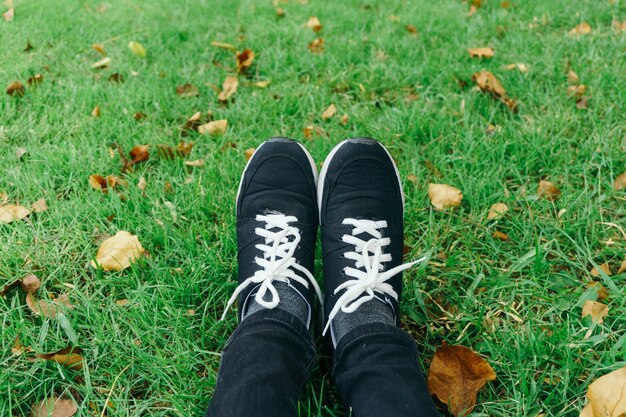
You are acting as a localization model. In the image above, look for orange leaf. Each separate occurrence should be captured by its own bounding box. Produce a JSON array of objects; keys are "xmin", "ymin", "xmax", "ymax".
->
[
  {"xmin": 236, "ymin": 49, "xmax": 255, "ymax": 72},
  {"xmin": 308, "ymin": 38, "xmax": 325, "ymax": 53},
  {"xmin": 537, "ymin": 180, "xmax": 561, "ymax": 201},
  {"xmin": 467, "ymin": 47, "xmax": 494, "ymax": 58},
  {"xmin": 305, "ymin": 16, "xmax": 322, "ymax": 32},
  {"xmin": 6, "ymin": 80, "xmax": 24, "ymax": 97},
  {"xmin": 36, "ymin": 346, "xmax": 84, "ymax": 371}
]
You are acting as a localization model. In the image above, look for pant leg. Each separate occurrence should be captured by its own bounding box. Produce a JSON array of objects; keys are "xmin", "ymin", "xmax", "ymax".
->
[
  {"xmin": 206, "ymin": 308, "xmax": 316, "ymax": 417},
  {"xmin": 332, "ymin": 322, "xmax": 440, "ymax": 417}
]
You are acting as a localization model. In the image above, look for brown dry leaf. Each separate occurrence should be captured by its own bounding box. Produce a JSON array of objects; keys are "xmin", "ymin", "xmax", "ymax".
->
[
  {"xmin": 129, "ymin": 145, "xmax": 149, "ymax": 165},
  {"xmin": 244, "ymin": 148, "xmax": 256, "ymax": 161},
  {"xmin": 406, "ymin": 25, "xmax": 418, "ymax": 36},
  {"xmin": 427, "ymin": 341, "xmax": 496, "ymax": 417},
  {"xmin": 31, "ymin": 198, "xmax": 47, "ymax": 213},
  {"xmin": 505, "ymin": 63, "xmax": 529, "ymax": 73},
  {"xmin": 177, "ymin": 141, "xmax": 194, "ymax": 156},
  {"xmin": 567, "ymin": 70, "xmax": 580, "ymax": 84},
  {"xmin": 184, "ymin": 159, "xmax": 205, "ymax": 167},
  {"xmin": 591, "ymin": 263, "xmax": 612, "ymax": 278},
  {"xmin": 236, "ymin": 49, "xmax": 255, "ymax": 73},
  {"xmin": 340, "ymin": 114, "xmax": 349, "ymax": 125},
  {"xmin": 6, "ymin": 80, "xmax": 25, "ymax": 97},
  {"xmin": 468, "ymin": 47, "xmax": 494, "ymax": 58},
  {"xmin": 176, "ymin": 83, "xmax": 199, "ymax": 97},
  {"xmin": 321, "ymin": 103, "xmax": 337, "ymax": 120},
  {"xmin": 567, "ymin": 85, "xmax": 586, "ymax": 98},
  {"xmin": 406, "ymin": 174, "xmax": 418, "ymax": 184},
  {"xmin": 428, "ymin": 184, "xmax": 463, "ymax": 210},
  {"xmin": 305, "ymin": 16, "xmax": 322, "ymax": 32},
  {"xmin": 0, "ymin": 204, "xmax": 31, "ymax": 223},
  {"xmin": 612, "ymin": 20, "xmax": 626, "ymax": 32},
  {"xmin": 308, "ymin": 38, "xmax": 325, "ymax": 53},
  {"xmin": 275, "ymin": 7, "xmax": 285, "ymax": 17},
  {"xmin": 614, "ymin": 172, "xmax": 626, "ymax": 190},
  {"xmin": 20, "ymin": 274, "xmax": 40, "ymax": 293},
  {"xmin": 15, "ymin": 147, "xmax": 27, "ymax": 160},
  {"xmin": 492, "ymin": 230, "xmax": 509, "ymax": 241},
  {"xmin": 198, "ymin": 119, "xmax": 228, "ymax": 136},
  {"xmin": 26, "ymin": 292, "xmax": 73, "ymax": 318},
  {"xmin": 134, "ymin": 112, "xmax": 147, "ymax": 121},
  {"xmin": 106, "ymin": 175, "xmax": 127, "ymax": 189},
  {"xmin": 537, "ymin": 180, "xmax": 561, "ymax": 201},
  {"xmin": 91, "ymin": 57, "xmax": 111, "ymax": 69},
  {"xmin": 91, "ymin": 43, "xmax": 106, "ymax": 56},
  {"xmin": 12, "ymin": 335, "xmax": 32, "ymax": 356},
  {"xmin": 467, "ymin": 5, "xmax": 477, "ymax": 17},
  {"xmin": 569, "ymin": 22, "xmax": 592, "ymax": 36},
  {"xmin": 91, "ymin": 106, "xmax": 101, "ymax": 117},
  {"xmin": 210, "ymin": 41, "xmax": 236, "ymax": 51},
  {"xmin": 27, "ymin": 74, "xmax": 43, "ymax": 87},
  {"xmin": 32, "ymin": 397, "xmax": 78, "ymax": 417},
  {"xmin": 472, "ymin": 70, "xmax": 506, "ymax": 97},
  {"xmin": 582, "ymin": 300, "xmax": 609, "ymax": 324},
  {"xmin": 218, "ymin": 76, "xmax": 239, "ymax": 102},
  {"xmin": 579, "ymin": 366, "xmax": 626, "ymax": 417},
  {"xmin": 116, "ymin": 299, "xmax": 129, "ymax": 306},
  {"xmin": 618, "ymin": 259, "xmax": 626, "ymax": 275},
  {"xmin": 576, "ymin": 96, "xmax": 590, "ymax": 110},
  {"xmin": 0, "ymin": 192, "xmax": 7, "ymax": 204},
  {"xmin": 3, "ymin": 7, "xmax": 14, "ymax": 21},
  {"xmin": 128, "ymin": 41, "xmax": 146, "ymax": 58},
  {"xmin": 88, "ymin": 174, "xmax": 107, "ymax": 191},
  {"xmin": 91, "ymin": 230, "xmax": 144, "ymax": 271},
  {"xmin": 487, "ymin": 203, "xmax": 509, "ymax": 221},
  {"xmin": 36, "ymin": 346, "xmax": 84, "ymax": 371},
  {"xmin": 254, "ymin": 80, "xmax": 271, "ymax": 88},
  {"xmin": 587, "ymin": 282, "xmax": 609, "ymax": 301},
  {"xmin": 302, "ymin": 125, "xmax": 327, "ymax": 139},
  {"xmin": 0, "ymin": 279, "xmax": 20, "ymax": 296}
]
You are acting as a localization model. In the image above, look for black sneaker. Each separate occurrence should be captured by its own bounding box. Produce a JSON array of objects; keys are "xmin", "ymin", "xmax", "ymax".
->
[
  {"xmin": 318, "ymin": 138, "xmax": 428, "ymax": 344},
  {"xmin": 221, "ymin": 138, "xmax": 323, "ymax": 327}
]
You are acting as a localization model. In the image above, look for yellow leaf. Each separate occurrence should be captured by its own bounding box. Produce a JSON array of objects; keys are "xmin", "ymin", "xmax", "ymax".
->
[
  {"xmin": 210, "ymin": 41, "xmax": 236, "ymax": 51},
  {"xmin": 244, "ymin": 148, "xmax": 255, "ymax": 161},
  {"xmin": 184, "ymin": 159, "xmax": 205, "ymax": 167},
  {"xmin": 321, "ymin": 103, "xmax": 337, "ymax": 120},
  {"xmin": 428, "ymin": 184, "xmax": 463, "ymax": 210},
  {"xmin": 308, "ymin": 38, "xmax": 325, "ymax": 53},
  {"xmin": 0, "ymin": 204, "xmax": 30, "ymax": 223},
  {"xmin": 91, "ymin": 57, "xmax": 111, "ymax": 69},
  {"xmin": 583, "ymin": 366, "xmax": 626, "ymax": 417},
  {"xmin": 487, "ymin": 203, "xmax": 509, "ymax": 221},
  {"xmin": 614, "ymin": 172, "xmax": 626, "ymax": 190},
  {"xmin": 590, "ymin": 262, "xmax": 611, "ymax": 277},
  {"xmin": 582, "ymin": 300, "xmax": 608, "ymax": 324},
  {"xmin": 91, "ymin": 231, "xmax": 144, "ymax": 271},
  {"xmin": 128, "ymin": 41, "xmax": 146, "ymax": 58},
  {"xmin": 305, "ymin": 16, "xmax": 322, "ymax": 32},
  {"xmin": 198, "ymin": 119, "xmax": 228, "ymax": 136},
  {"xmin": 217, "ymin": 76, "xmax": 238, "ymax": 102},
  {"xmin": 567, "ymin": 70, "xmax": 580, "ymax": 84},
  {"xmin": 2, "ymin": 7, "xmax": 14, "ymax": 21},
  {"xmin": 467, "ymin": 47, "xmax": 494, "ymax": 58},
  {"xmin": 31, "ymin": 198, "xmax": 47, "ymax": 213},
  {"xmin": 569, "ymin": 22, "xmax": 592, "ymax": 36},
  {"xmin": 254, "ymin": 80, "xmax": 271, "ymax": 88}
]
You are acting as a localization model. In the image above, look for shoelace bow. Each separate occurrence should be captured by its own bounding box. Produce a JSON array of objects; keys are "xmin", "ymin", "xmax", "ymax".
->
[
  {"xmin": 323, "ymin": 218, "xmax": 429, "ymax": 335},
  {"xmin": 222, "ymin": 213, "xmax": 323, "ymax": 320}
]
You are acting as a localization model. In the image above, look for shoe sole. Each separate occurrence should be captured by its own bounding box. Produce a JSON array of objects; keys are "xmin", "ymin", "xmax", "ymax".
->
[
  {"xmin": 236, "ymin": 138, "xmax": 319, "ymax": 215},
  {"xmin": 317, "ymin": 138, "xmax": 405, "ymax": 222}
]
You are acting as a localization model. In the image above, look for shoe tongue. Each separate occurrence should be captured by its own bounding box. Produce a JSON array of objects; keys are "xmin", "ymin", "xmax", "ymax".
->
[{"xmin": 329, "ymin": 196, "xmax": 393, "ymax": 224}]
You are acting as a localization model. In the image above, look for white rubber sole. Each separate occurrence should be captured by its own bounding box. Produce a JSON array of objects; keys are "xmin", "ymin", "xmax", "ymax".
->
[
  {"xmin": 235, "ymin": 139, "xmax": 318, "ymax": 216},
  {"xmin": 316, "ymin": 139, "xmax": 405, "ymax": 221}
]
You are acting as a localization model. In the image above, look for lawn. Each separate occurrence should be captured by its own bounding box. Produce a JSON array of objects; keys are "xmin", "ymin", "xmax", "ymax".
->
[{"xmin": 1, "ymin": 0, "xmax": 625, "ymax": 416}]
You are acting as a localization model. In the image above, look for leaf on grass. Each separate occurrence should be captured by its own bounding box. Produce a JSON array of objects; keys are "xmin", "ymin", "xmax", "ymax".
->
[
  {"xmin": 487, "ymin": 203, "xmax": 509, "ymax": 220},
  {"xmin": 302, "ymin": 125, "xmax": 327, "ymax": 139},
  {"xmin": 31, "ymin": 198, "xmax": 47, "ymax": 213},
  {"xmin": 137, "ymin": 177, "xmax": 147, "ymax": 193},
  {"xmin": 88, "ymin": 174, "xmax": 127, "ymax": 193},
  {"xmin": 217, "ymin": 75, "xmax": 238, "ymax": 102},
  {"xmin": 26, "ymin": 292, "xmax": 73, "ymax": 318},
  {"xmin": 108, "ymin": 73, "xmax": 124, "ymax": 83},
  {"xmin": 184, "ymin": 159, "xmax": 205, "ymax": 167},
  {"xmin": 128, "ymin": 41, "xmax": 146, "ymax": 57},
  {"xmin": 91, "ymin": 43, "xmax": 106, "ymax": 56},
  {"xmin": 576, "ymin": 96, "xmax": 590, "ymax": 109},
  {"xmin": 614, "ymin": 172, "xmax": 626, "ymax": 190},
  {"xmin": 6, "ymin": 80, "xmax": 24, "ymax": 97},
  {"xmin": 275, "ymin": 7, "xmax": 285, "ymax": 17},
  {"xmin": 20, "ymin": 274, "xmax": 40, "ymax": 293},
  {"xmin": 579, "ymin": 366, "xmax": 626, "ymax": 417},
  {"xmin": 244, "ymin": 148, "xmax": 256, "ymax": 161},
  {"xmin": 91, "ymin": 230, "xmax": 144, "ymax": 271},
  {"xmin": 305, "ymin": 16, "xmax": 322, "ymax": 32},
  {"xmin": 236, "ymin": 49, "xmax": 255, "ymax": 72},
  {"xmin": 569, "ymin": 22, "xmax": 591, "ymax": 36},
  {"xmin": 505, "ymin": 63, "xmax": 529, "ymax": 73},
  {"xmin": 468, "ymin": 47, "xmax": 494, "ymax": 58},
  {"xmin": 32, "ymin": 397, "xmax": 78, "ymax": 417},
  {"xmin": 91, "ymin": 57, "xmax": 111, "ymax": 69},
  {"xmin": 428, "ymin": 184, "xmax": 463, "ymax": 210},
  {"xmin": 129, "ymin": 145, "xmax": 149, "ymax": 165},
  {"xmin": 321, "ymin": 103, "xmax": 337, "ymax": 120},
  {"xmin": 427, "ymin": 341, "xmax": 496, "ymax": 417},
  {"xmin": 612, "ymin": 20, "xmax": 626, "ymax": 32},
  {"xmin": 619, "ymin": 259, "xmax": 626, "ymax": 275},
  {"xmin": 472, "ymin": 70, "xmax": 517, "ymax": 111},
  {"xmin": 567, "ymin": 70, "xmax": 580, "ymax": 84},
  {"xmin": 210, "ymin": 41, "xmax": 236, "ymax": 51},
  {"xmin": 91, "ymin": 106, "xmax": 101, "ymax": 117},
  {"xmin": 406, "ymin": 24, "xmax": 418, "ymax": 36},
  {"xmin": 492, "ymin": 230, "xmax": 509, "ymax": 241},
  {"xmin": 591, "ymin": 263, "xmax": 611, "ymax": 278},
  {"xmin": 0, "ymin": 204, "xmax": 30, "ymax": 223},
  {"xmin": 254, "ymin": 80, "xmax": 271, "ymax": 88},
  {"xmin": 27, "ymin": 74, "xmax": 43, "ymax": 86},
  {"xmin": 537, "ymin": 180, "xmax": 561, "ymax": 201},
  {"xmin": 582, "ymin": 300, "xmax": 608, "ymax": 324},
  {"xmin": 36, "ymin": 346, "xmax": 84, "ymax": 371},
  {"xmin": 198, "ymin": 119, "xmax": 228, "ymax": 136},
  {"xmin": 176, "ymin": 83, "xmax": 199, "ymax": 97},
  {"xmin": 3, "ymin": 7, "xmax": 14, "ymax": 21},
  {"xmin": 156, "ymin": 142, "xmax": 194, "ymax": 159},
  {"xmin": 12, "ymin": 335, "xmax": 32, "ymax": 356},
  {"xmin": 567, "ymin": 85, "xmax": 586, "ymax": 98},
  {"xmin": 340, "ymin": 114, "xmax": 349, "ymax": 125},
  {"xmin": 0, "ymin": 279, "xmax": 20, "ymax": 296},
  {"xmin": 15, "ymin": 147, "xmax": 27, "ymax": 159},
  {"xmin": 308, "ymin": 38, "xmax": 325, "ymax": 53}
]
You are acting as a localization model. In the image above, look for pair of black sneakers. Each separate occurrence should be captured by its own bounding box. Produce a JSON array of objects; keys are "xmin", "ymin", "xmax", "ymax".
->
[{"xmin": 222, "ymin": 138, "xmax": 425, "ymax": 346}]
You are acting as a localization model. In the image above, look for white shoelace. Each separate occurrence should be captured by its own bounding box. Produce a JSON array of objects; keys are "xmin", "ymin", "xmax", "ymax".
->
[
  {"xmin": 323, "ymin": 218, "xmax": 429, "ymax": 335},
  {"xmin": 221, "ymin": 213, "xmax": 323, "ymax": 320}
]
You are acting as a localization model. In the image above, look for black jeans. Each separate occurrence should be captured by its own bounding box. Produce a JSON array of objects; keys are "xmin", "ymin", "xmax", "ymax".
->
[{"xmin": 205, "ymin": 308, "xmax": 440, "ymax": 417}]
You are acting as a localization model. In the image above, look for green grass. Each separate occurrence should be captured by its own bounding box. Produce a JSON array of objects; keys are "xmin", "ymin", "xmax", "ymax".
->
[{"xmin": 1, "ymin": 0, "xmax": 626, "ymax": 415}]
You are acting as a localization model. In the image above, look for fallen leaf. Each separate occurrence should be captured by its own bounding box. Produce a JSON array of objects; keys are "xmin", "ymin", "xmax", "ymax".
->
[
  {"xmin": 91, "ymin": 57, "xmax": 111, "ymax": 69},
  {"xmin": 406, "ymin": 174, "xmax": 417, "ymax": 184},
  {"xmin": 473, "ymin": 70, "xmax": 506, "ymax": 97},
  {"xmin": 26, "ymin": 292, "xmax": 73, "ymax": 318},
  {"xmin": 537, "ymin": 180, "xmax": 561, "ymax": 201},
  {"xmin": 569, "ymin": 22, "xmax": 592, "ymax": 36},
  {"xmin": 618, "ymin": 259, "xmax": 626, "ymax": 274},
  {"xmin": 582, "ymin": 300, "xmax": 608, "ymax": 324},
  {"xmin": 0, "ymin": 279, "xmax": 20, "ymax": 296},
  {"xmin": 321, "ymin": 103, "xmax": 337, "ymax": 120},
  {"xmin": 576, "ymin": 96, "xmax": 590, "ymax": 109},
  {"xmin": 116, "ymin": 299, "xmax": 129, "ymax": 306},
  {"xmin": 176, "ymin": 83, "xmax": 199, "ymax": 97},
  {"xmin": 20, "ymin": 274, "xmax": 40, "ymax": 293},
  {"xmin": 468, "ymin": 47, "xmax": 494, "ymax": 58},
  {"xmin": 108, "ymin": 73, "xmax": 124, "ymax": 83},
  {"xmin": 137, "ymin": 177, "xmax": 147, "ymax": 193},
  {"xmin": 31, "ymin": 198, "xmax": 47, "ymax": 213},
  {"xmin": 612, "ymin": 20, "xmax": 626, "ymax": 32},
  {"xmin": 36, "ymin": 346, "xmax": 83, "ymax": 371},
  {"xmin": 128, "ymin": 41, "xmax": 146, "ymax": 57},
  {"xmin": 302, "ymin": 125, "xmax": 327, "ymax": 139},
  {"xmin": 587, "ymin": 282, "xmax": 609, "ymax": 301},
  {"xmin": 492, "ymin": 230, "xmax": 509, "ymax": 241},
  {"xmin": 591, "ymin": 263, "xmax": 611, "ymax": 277},
  {"xmin": 12, "ymin": 335, "xmax": 31, "ymax": 356},
  {"xmin": 198, "ymin": 119, "xmax": 228, "ymax": 136},
  {"xmin": 567, "ymin": 70, "xmax": 580, "ymax": 84},
  {"xmin": 579, "ymin": 366, "xmax": 626, "ymax": 417},
  {"xmin": 129, "ymin": 145, "xmax": 149, "ymax": 165},
  {"xmin": 614, "ymin": 172, "xmax": 626, "ymax": 190},
  {"xmin": 156, "ymin": 142, "xmax": 194, "ymax": 159},
  {"xmin": 177, "ymin": 141, "xmax": 194, "ymax": 156},
  {"xmin": 184, "ymin": 159, "xmax": 205, "ymax": 167},
  {"xmin": 15, "ymin": 147, "xmax": 27, "ymax": 159},
  {"xmin": 406, "ymin": 24, "xmax": 418, "ymax": 36},
  {"xmin": 244, "ymin": 148, "xmax": 255, "ymax": 161},
  {"xmin": 91, "ymin": 230, "xmax": 144, "ymax": 271},
  {"xmin": 340, "ymin": 114, "xmax": 349, "ymax": 125},
  {"xmin": 6, "ymin": 80, "xmax": 25, "ymax": 97},
  {"xmin": 91, "ymin": 43, "xmax": 106, "ymax": 56},
  {"xmin": 210, "ymin": 41, "xmax": 236, "ymax": 51},
  {"xmin": 306, "ymin": 16, "xmax": 322, "ymax": 32},
  {"xmin": 275, "ymin": 7, "xmax": 285, "ymax": 17},
  {"xmin": 428, "ymin": 184, "xmax": 463, "ymax": 210},
  {"xmin": 27, "ymin": 74, "xmax": 43, "ymax": 86},
  {"xmin": 91, "ymin": 106, "xmax": 101, "ymax": 117},
  {"xmin": 32, "ymin": 397, "xmax": 78, "ymax": 417},
  {"xmin": 0, "ymin": 204, "xmax": 30, "ymax": 223},
  {"xmin": 505, "ymin": 63, "xmax": 529, "ymax": 73},
  {"xmin": 236, "ymin": 49, "xmax": 255, "ymax": 73},
  {"xmin": 88, "ymin": 174, "xmax": 107, "ymax": 191},
  {"xmin": 308, "ymin": 38, "xmax": 325, "ymax": 53},
  {"xmin": 3, "ymin": 7, "xmax": 14, "ymax": 21},
  {"xmin": 254, "ymin": 80, "xmax": 271, "ymax": 88},
  {"xmin": 467, "ymin": 5, "xmax": 477, "ymax": 17},
  {"xmin": 427, "ymin": 341, "xmax": 496, "ymax": 417},
  {"xmin": 0, "ymin": 192, "xmax": 7, "ymax": 204},
  {"xmin": 487, "ymin": 203, "xmax": 509, "ymax": 220},
  {"xmin": 567, "ymin": 85, "xmax": 586, "ymax": 98},
  {"xmin": 134, "ymin": 112, "xmax": 147, "ymax": 121},
  {"xmin": 217, "ymin": 75, "xmax": 238, "ymax": 102}
]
